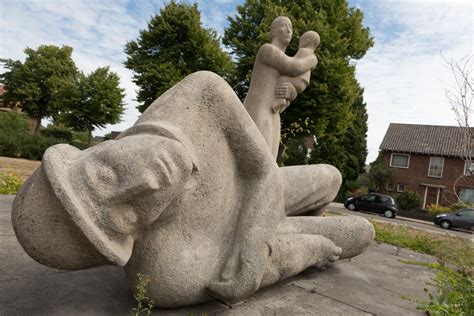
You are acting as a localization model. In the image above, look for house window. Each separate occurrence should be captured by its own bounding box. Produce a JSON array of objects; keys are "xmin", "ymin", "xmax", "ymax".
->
[
  {"xmin": 459, "ymin": 188, "xmax": 474, "ymax": 204},
  {"xmin": 465, "ymin": 160, "xmax": 474, "ymax": 175},
  {"xmin": 428, "ymin": 157, "xmax": 444, "ymax": 178},
  {"xmin": 390, "ymin": 153, "xmax": 410, "ymax": 168},
  {"xmin": 397, "ymin": 184, "xmax": 406, "ymax": 192},
  {"xmin": 386, "ymin": 183, "xmax": 395, "ymax": 191}
]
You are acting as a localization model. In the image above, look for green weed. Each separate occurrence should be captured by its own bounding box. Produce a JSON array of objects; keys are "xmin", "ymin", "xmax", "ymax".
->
[
  {"xmin": 131, "ymin": 273, "xmax": 155, "ymax": 316},
  {"xmin": 0, "ymin": 169, "xmax": 24, "ymax": 194},
  {"xmin": 372, "ymin": 220, "xmax": 473, "ymax": 315}
]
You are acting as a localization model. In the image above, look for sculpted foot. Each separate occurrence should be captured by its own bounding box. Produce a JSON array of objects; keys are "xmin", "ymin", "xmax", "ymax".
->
[{"xmin": 313, "ymin": 236, "xmax": 342, "ymax": 269}]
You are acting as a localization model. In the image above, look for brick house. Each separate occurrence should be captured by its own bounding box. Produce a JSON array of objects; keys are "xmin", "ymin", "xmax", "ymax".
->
[{"xmin": 379, "ymin": 123, "xmax": 474, "ymax": 209}]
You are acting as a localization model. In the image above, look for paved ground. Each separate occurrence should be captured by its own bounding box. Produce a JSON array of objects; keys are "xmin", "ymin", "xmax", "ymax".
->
[{"xmin": 1, "ymin": 194, "xmax": 438, "ymax": 315}]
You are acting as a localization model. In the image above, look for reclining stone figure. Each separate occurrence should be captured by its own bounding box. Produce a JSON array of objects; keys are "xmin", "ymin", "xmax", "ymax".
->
[{"xmin": 12, "ymin": 71, "xmax": 374, "ymax": 307}]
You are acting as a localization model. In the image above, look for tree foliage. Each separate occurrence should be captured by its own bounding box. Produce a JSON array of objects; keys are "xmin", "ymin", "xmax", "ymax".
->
[
  {"xmin": 314, "ymin": 87, "xmax": 368, "ymax": 180},
  {"xmin": 0, "ymin": 45, "xmax": 78, "ymax": 133},
  {"xmin": 366, "ymin": 153, "xmax": 395, "ymax": 192},
  {"xmin": 124, "ymin": 1, "xmax": 235, "ymax": 113},
  {"xmin": 224, "ymin": 0, "xmax": 373, "ymax": 181},
  {"xmin": 58, "ymin": 66, "xmax": 125, "ymax": 144},
  {"xmin": 0, "ymin": 111, "xmax": 64, "ymax": 160},
  {"xmin": 1, "ymin": 44, "xmax": 126, "ymax": 143}
]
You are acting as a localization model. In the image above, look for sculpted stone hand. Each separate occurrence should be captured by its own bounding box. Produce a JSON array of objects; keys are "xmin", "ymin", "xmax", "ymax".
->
[
  {"xmin": 273, "ymin": 82, "xmax": 295, "ymax": 113},
  {"xmin": 273, "ymin": 30, "xmax": 320, "ymax": 114}
]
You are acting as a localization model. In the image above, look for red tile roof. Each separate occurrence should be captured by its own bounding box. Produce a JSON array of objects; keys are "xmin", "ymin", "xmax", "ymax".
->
[{"xmin": 380, "ymin": 123, "xmax": 472, "ymax": 158}]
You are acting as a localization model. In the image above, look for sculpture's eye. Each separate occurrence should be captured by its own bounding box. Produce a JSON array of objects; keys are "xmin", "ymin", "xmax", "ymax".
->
[
  {"xmin": 96, "ymin": 166, "xmax": 118, "ymax": 185},
  {"xmin": 83, "ymin": 163, "xmax": 119, "ymax": 201}
]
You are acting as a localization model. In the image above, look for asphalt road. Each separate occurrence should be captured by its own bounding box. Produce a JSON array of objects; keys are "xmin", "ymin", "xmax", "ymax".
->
[{"xmin": 328, "ymin": 202, "xmax": 473, "ymax": 241}]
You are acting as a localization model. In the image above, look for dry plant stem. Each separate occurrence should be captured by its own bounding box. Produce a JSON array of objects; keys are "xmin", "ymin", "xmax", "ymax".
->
[{"xmin": 443, "ymin": 54, "xmax": 474, "ymax": 202}]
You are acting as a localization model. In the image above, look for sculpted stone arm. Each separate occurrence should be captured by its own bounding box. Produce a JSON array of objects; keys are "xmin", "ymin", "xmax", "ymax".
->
[
  {"xmin": 208, "ymin": 174, "xmax": 282, "ymax": 303},
  {"xmin": 208, "ymin": 121, "xmax": 284, "ymax": 303},
  {"xmin": 258, "ymin": 44, "xmax": 316, "ymax": 77}
]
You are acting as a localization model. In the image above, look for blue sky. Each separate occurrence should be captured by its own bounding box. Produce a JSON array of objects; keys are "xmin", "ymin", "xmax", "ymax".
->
[{"xmin": 1, "ymin": 0, "xmax": 473, "ymax": 163}]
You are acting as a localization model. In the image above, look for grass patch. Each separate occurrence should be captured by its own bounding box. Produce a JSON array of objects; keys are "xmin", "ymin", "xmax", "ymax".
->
[
  {"xmin": 371, "ymin": 220, "xmax": 473, "ymax": 315},
  {"xmin": 371, "ymin": 221, "xmax": 444, "ymax": 255}
]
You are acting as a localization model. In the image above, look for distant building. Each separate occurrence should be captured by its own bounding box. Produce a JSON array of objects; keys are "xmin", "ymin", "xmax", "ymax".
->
[
  {"xmin": 379, "ymin": 123, "xmax": 474, "ymax": 209},
  {"xmin": 0, "ymin": 84, "xmax": 6, "ymax": 107},
  {"xmin": 108, "ymin": 131, "xmax": 121, "ymax": 140}
]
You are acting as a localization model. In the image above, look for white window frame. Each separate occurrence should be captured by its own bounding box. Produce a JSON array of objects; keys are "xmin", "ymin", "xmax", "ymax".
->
[
  {"xmin": 386, "ymin": 183, "xmax": 395, "ymax": 191},
  {"xmin": 397, "ymin": 184, "xmax": 406, "ymax": 193},
  {"xmin": 390, "ymin": 153, "xmax": 410, "ymax": 169},
  {"xmin": 428, "ymin": 156, "xmax": 444, "ymax": 178}
]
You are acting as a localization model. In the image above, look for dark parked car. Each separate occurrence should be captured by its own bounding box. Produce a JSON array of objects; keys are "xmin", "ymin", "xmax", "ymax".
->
[
  {"xmin": 434, "ymin": 208, "xmax": 474, "ymax": 230},
  {"xmin": 344, "ymin": 193, "xmax": 398, "ymax": 218}
]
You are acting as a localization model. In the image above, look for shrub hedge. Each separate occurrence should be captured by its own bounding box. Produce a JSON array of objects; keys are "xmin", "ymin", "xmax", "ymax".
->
[
  {"xmin": 0, "ymin": 112, "xmax": 77, "ymax": 160},
  {"xmin": 396, "ymin": 190, "xmax": 422, "ymax": 211}
]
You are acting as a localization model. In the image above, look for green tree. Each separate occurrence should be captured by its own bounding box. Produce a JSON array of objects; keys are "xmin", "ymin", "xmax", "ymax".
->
[
  {"xmin": 0, "ymin": 45, "xmax": 78, "ymax": 134},
  {"xmin": 59, "ymin": 67, "xmax": 125, "ymax": 145},
  {"xmin": 366, "ymin": 153, "xmax": 395, "ymax": 192},
  {"xmin": 124, "ymin": 1, "xmax": 235, "ymax": 113},
  {"xmin": 321, "ymin": 87, "xmax": 368, "ymax": 181},
  {"xmin": 224, "ymin": 0, "xmax": 372, "ymax": 177}
]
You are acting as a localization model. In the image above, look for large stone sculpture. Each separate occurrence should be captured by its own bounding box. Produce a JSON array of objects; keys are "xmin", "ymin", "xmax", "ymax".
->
[{"xmin": 11, "ymin": 18, "xmax": 374, "ymax": 309}]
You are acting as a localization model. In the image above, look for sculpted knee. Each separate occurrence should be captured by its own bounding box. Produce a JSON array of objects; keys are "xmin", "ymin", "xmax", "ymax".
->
[{"xmin": 319, "ymin": 164, "xmax": 342, "ymax": 202}]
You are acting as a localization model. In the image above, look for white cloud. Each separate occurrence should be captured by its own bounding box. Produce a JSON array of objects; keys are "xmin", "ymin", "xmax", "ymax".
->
[
  {"xmin": 2, "ymin": 0, "xmax": 472, "ymax": 164},
  {"xmin": 0, "ymin": 0, "xmax": 238, "ymax": 136},
  {"xmin": 354, "ymin": 0, "xmax": 473, "ymax": 162},
  {"xmin": 0, "ymin": 0, "xmax": 157, "ymax": 134}
]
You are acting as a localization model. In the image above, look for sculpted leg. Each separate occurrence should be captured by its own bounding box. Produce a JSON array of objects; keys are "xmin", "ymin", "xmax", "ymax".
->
[
  {"xmin": 279, "ymin": 216, "xmax": 375, "ymax": 259},
  {"xmin": 281, "ymin": 164, "xmax": 342, "ymax": 216},
  {"xmin": 260, "ymin": 233, "xmax": 341, "ymax": 288}
]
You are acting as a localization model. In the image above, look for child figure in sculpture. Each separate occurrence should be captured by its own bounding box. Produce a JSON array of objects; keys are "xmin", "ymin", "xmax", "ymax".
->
[{"xmin": 273, "ymin": 31, "xmax": 320, "ymax": 114}]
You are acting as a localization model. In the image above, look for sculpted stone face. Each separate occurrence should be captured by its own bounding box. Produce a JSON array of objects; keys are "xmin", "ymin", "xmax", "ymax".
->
[
  {"xmin": 76, "ymin": 136, "xmax": 193, "ymax": 236},
  {"xmin": 299, "ymin": 30, "xmax": 320, "ymax": 50},
  {"xmin": 270, "ymin": 16, "xmax": 293, "ymax": 47}
]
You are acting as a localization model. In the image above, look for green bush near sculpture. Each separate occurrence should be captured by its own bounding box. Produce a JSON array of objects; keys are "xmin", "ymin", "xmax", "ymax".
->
[
  {"xmin": 0, "ymin": 112, "xmax": 92, "ymax": 160},
  {"xmin": 0, "ymin": 170, "xmax": 24, "ymax": 195}
]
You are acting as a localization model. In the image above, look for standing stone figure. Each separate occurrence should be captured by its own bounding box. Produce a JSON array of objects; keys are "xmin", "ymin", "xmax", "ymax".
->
[
  {"xmin": 12, "ymin": 18, "xmax": 375, "ymax": 309},
  {"xmin": 244, "ymin": 16, "xmax": 317, "ymax": 159}
]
